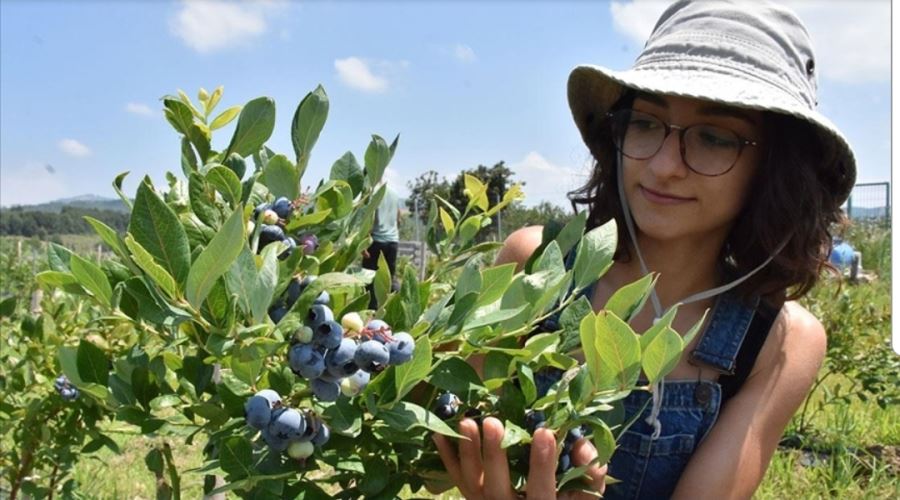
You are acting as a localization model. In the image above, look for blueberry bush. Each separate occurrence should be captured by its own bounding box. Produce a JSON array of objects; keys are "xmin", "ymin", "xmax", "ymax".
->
[{"xmin": 23, "ymin": 85, "xmax": 701, "ymax": 498}]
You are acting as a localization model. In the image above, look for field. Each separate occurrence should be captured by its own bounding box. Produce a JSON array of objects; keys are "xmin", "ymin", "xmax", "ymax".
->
[{"xmin": 1, "ymin": 219, "xmax": 895, "ymax": 499}]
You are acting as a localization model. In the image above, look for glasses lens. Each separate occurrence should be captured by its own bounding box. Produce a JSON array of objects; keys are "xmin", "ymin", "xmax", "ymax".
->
[
  {"xmin": 683, "ymin": 125, "xmax": 742, "ymax": 175},
  {"xmin": 610, "ymin": 110, "xmax": 665, "ymax": 160}
]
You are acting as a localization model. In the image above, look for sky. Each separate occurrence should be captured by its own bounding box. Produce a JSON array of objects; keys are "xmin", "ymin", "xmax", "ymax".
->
[{"xmin": 0, "ymin": 0, "xmax": 891, "ymax": 208}]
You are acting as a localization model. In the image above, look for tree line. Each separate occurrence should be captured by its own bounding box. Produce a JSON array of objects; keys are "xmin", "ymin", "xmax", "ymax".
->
[{"xmin": 0, "ymin": 206, "xmax": 130, "ymax": 239}]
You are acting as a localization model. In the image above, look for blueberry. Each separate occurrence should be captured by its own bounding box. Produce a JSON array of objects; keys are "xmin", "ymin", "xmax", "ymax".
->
[
  {"xmin": 310, "ymin": 422, "xmax": 330, "ymax": 447},
  {"xmin": 434, "ymin": 404, "xmax": 456, "ymax": 420},
  {"xmin": 325, "ymin": 338, "xmax": 359, "ymax": 378},
  {"xmin": 354, "ymin": 340, "xmax": 390, "ymax": 373},
  {"xmin": 566, "ymin": 425, "xmax": 586, "ymax": 444},
  {"xmin": 279, "ymin": 237, "xmax": 296, "ymax": 260},
  {"xmin": 245, "ymin": 395, "xmax": 274, "ymax": 430},
  {"xmin": 298, "ymin": 233, "xmax": 318, "ymax": 255},
  {"xmin": 289, "ymin": 343, "xmax": 326, "ymax": 379},
  {"xmin": 433, "ymin": 392, "xmax": 461, "ymax": 420},
  {"xmin": 256, "ymin": 389, "xmax": 281, "ymax": 406},
  {"xmin": 268, "ymin": 305, "xmax": 288, "ymax": 324},
  {"xmin": 287, "ymin": 440, "xmax": 315, "ymax": 459},
  {"xmin": 268, "ymin": 408, "xmax": 307, "ymax": 441},
  {"xmin": 287, "ymin": 278, "xmax": 303, "ymax": 306},
  {"xmin": 436, "ymin": 391, "xmax": 460, "ymax": 408},
  {"xmin": 311, "ymin": 378, "xmax": 340, "ymax": 402},
  {"xmin": 312, "ymin": 320, "xmax": 343, "ymax": 350},
  {"xmin": 307, "ymin": 304, "xmax": 334, "ymax": 326},
  {"xmin": 261, "ymin": 427, "xmax": 289, "ymax": 452},
  {"xmin": 272, "ymin": 197, "xmax": 293, "ymax": 219},
  {"xmin": 313, "ymin": 290, "xmax": 330, "ymax": 306},
  {"xmin": 54, "ymin": 374, "xmax": 69, "ymax": 391},
  {"xmin": 365, "ymin": 319, "xmax": 392, "ymax": 343},
  {"xmin": 259, "ymin": 224, "xmax": 285, "ymax": 248},
  {"xmin": 557, "ymin": 452, "xmax": 572, "ymax": 474},
  {"xmin": 252, "ymin": 202, "xmax": 271, "ymax": 220},
  {"xmin": 340, "ymin": 369, "xmax": 371, "ymax": 397},
  {"xmin": 386, "ymin": 331, "xmax": 415, "ymax": 364},
  {"xmin": 525, "ymin": 410, "xmax": 546, "ymax": 433}
]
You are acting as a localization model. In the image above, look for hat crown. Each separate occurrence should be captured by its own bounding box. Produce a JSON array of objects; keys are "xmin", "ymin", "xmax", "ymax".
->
[{"xmin": 637, "ymin": 0, "xmax": 818, "ymax": 110}]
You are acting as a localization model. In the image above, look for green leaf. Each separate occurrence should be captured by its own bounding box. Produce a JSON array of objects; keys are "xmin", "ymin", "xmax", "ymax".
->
[
  {"xmin": 605, "ymin": 273, "xmax": 656, "ymax": 322},
  {"xmin": 518, "ymin": 363, "xmax": 537, "ymax": 405},
  {"xmin": 261, "ymin": 154, "xmax": 299, "ymax": 200},
  {"xmin": 186, "ymin": 207, "xmax": 245, "ymax": 308},
  {"xmin": 500, "ymin": 420, "xmax": 531, "ymax": 449},
  {"xmin": 163, "ymin": 97, "xmax": 194, "ymax": 136},
  {"xmin": 226, "ymin": 245, "xmax": 279, "ymax": 323},
  {"xmin": 364, "ymin": 134, "xmax": 391, "ymax": 187},
  {"xmin": 0, "ymin": 296, "xmax": 15, "ymax": 318},
  {"xmin": 129, "ymin": 178, "xmax": 192, "ymax": 284},
  {"xmin": 225, "ymin": 96, "xmax": 276, "ymax": 158},
  {"xmin": 392, "ymin": 336, "xmax": 432, "ymax": 402},
  {"xmin": 124, "ymin": 234, "xmax": 178, "ymax": 299},
  {"xmin": 223, "ymin": 152, "xmax": 247, "ymax": 180},
  {"xmin": 559, "ymin": 295, "xmax": 593, "ymax": 353},
  {"xmin": 592, "ymin": 420, "xmax": 616, "ymax": 465},
  {"xmin": 70, "ymin": 254, "xmax": 112, "ymax": 306},
  {"xmin": 593, "ymin": 311, "xmax": 642, "ymax": 390},
  {"xmin": 374, "ymin": 253, "xmax": 390, "ymax": 309},
  {"xmin": 284, "ymin": 209, "xmax": 332, "ymax": 231},
  {"xmin": 58, "ymin": 345, "xmax": 83, "ymax": 385},
  {"xmin": 465, "ymin": 305, "xmax": 529, "ymax": 330},
  {"xmin": 554, "ymin": 211, "xmax": 588, "ymax": 258},
  {"xmin": 429, "ymin": 357, "xmax": 485, "ymax": 400},
  {"xmin": 112, "ymin": 171, "xmax": 133, "ymax": 210},
  {"xmin": 189, "ymin": 173, "xmax": 221, "ymax": 229},
  {"xmin": 476, "ymin": 263, "xmax": 516, "ymax": 307},
  {"xmin": 438, "ymin": 207, "xmax": 455, "ymax": 234},
  {"xmin": 209, "ymin": 105, "xmax": 241, "ymax": 130},
  {"xmin": 47, "ymin": 242, "xmax": 74, "ymax": 272},
  {"xmin": 323, "ymin": 397, "xmax": 363, "ymax": 438},
  {"xmin": 314, "ymin": 180, "xmax": 353, "ymax": 218},
  {"xmin": 330, "ymin": 151, "xmax": 364, "ymax": 196},
  {"xmin": 84, "ymin": 216, "xmax": 126, "ymax": 257},
  {"xmin": 641, "ymin": 326, "xmax": 683, "ymax": 384},
  {"xmin": 206, "ymin": 165, "xmax": 243, "ymax": 206},
  {"xmin": 638, "ymin": 305, "xmax": 679, "ymax": 351},
  {"xmin": 219, "ymin": 436, "xmax": 254, "ymax": 479},
  {"xmin": 455, "ymin": 258, "xmax": 482, "ymax": 301},
  {"xmin": 77, "ymin": 340, "xmax": 109, "ymax": 385},
  {"xmin": 292, "ymin": 85, "xmax": 329, "ymax": 174},
  {"xmin": 572, "ymin": 219, "xmax": 617, "ymax": 289},
  {"xmin": 36, "ymin": 271, "xmax": 78, "ymax": 288},
  {"xmin": 377, "ymin": 402, "xmax": 464, "ymax": 438},
  {"xmin": 463, "ymin": 174, "xmax": 489, "ymax": 212}
]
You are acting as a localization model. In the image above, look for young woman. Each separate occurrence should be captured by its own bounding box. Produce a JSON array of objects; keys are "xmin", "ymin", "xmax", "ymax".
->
[{"xmin": 433, "ymin": 1, "xmax": 855, "ymax": 499}]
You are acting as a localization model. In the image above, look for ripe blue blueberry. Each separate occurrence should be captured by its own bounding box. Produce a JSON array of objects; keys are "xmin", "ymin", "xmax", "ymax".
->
[
  {"xmin": 524, "ymin": 410, "xmax": 546, "ymax": 433},
  {"xmin": 311, "ymin": 422, "xmax": 330, "ymax": 447},
  {"xmin": 307, "ymin": 304, "xmax": 334, "ymax": 326},
  {"xmin": 556, "ymin": 452, "xmax": 572, "ymax": 474},
  {"xmin": 312, "ymin": 320, "xmax": 343, "ymax": 350},
  {"xmin": 340, "ymin": 369, "xmax": 371, "ymax": 397},
  {"xmin": 311, "ymin": 378, "xmax": 341, "ymax": 402},
  {"xmin": 245, "ymin": 395, "xmax": 274, "ymax": 430},
  {"xmin": 386, "ymin": 331, "xmax": 415, "ymax": 364},
  {"xmin": 289, "ymin": 343, "xmax": 326, "ymax": 379},
  {"xmin": 268, "ymin": 305, "xmax": 288, "ymax": 324},
  {"xmin": 259, "ymin": 224, "xmax": 286, "ymax": 248},
  {"xmin": 354, "ymin": 340, "xmax": 390, "ymax": 373},
  {"xmin": 269, "ymin": 408, "xmax": 307, "ymax": 441},
  {"xmin": 365, "ymin": 319, "xmax": 392, "ymax": 343},
  {"xmin": 325, "ymin": 338, "xmax": 359, "ymax": 378},
  {"xmin": 261, "ymin": 427, "xmax": 289, "ymax": 452},
  {"xmin": 287, "ymin": 278, "xmax": 303, "ymax": 305},
  {"xmin": 272, "ymin": 197, "xmax": 293, "ymax": 219},
  {"xmin": 313, "ymin": 290, "xmax": 330, "ymax": 306},
  {"xmin": 278, "ymin": 237, "xmax": 296, "ymax": 260}
]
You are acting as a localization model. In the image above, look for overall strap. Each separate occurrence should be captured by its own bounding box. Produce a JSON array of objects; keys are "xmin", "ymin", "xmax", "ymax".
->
[
  {"xmin": 718, "ymin": 299, "xmax": 779, "ymax": 402},
  {"xmin": 689, "ymin": 293, "xmax": 760, "ymax": 374}
]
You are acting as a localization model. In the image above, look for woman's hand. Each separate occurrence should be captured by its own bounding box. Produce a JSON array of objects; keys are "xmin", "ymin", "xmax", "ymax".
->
[{"xmin": 432, "ymin": 416, "xmax": 607, "ymax": 499}]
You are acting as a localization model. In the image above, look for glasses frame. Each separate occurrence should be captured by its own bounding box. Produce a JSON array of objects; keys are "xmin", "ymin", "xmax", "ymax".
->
[{"xmin": 606, "ymin": 109, "xmax": 759, "ymax": 177}]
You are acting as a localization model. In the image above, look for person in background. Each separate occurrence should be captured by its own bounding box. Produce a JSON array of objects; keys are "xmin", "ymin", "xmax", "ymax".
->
[
  {"xmin": 363, "ymin": 182, "xmax": 402, "ymax": 308},
  {"xmin": 829, "ymin": 236, "xmax": 862, "ymax": 281}
]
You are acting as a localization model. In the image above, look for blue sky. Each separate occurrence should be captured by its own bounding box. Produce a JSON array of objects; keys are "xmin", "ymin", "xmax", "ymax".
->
[{"xmin": 0, "ymin": 0, "xmax": 891, "ymax": 208}]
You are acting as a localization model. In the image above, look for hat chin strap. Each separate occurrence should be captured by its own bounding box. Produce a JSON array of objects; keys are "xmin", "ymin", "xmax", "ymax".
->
[{"xmin": 613, "ymin": 151, "xmax": 790, "ymax": 439}]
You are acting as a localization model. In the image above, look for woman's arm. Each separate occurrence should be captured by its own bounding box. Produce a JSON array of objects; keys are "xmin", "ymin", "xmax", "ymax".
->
[{"xmin": 672, "ymin": 302, "xmax": 827, "ymax": 499}]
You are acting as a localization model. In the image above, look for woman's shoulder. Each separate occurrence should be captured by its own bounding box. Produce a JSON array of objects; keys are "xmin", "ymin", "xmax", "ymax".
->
[
  {"xmin": 752, "ymin": 300, "xmax": 826, "ymax": 380},
  {"xmin": 494, "ymin": 225, "xmax": 545, "ymax": 271}
]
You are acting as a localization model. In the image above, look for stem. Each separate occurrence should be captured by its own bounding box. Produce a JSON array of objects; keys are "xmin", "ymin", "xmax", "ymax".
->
[
  {"xmin": 798, "ymin": 368, "xmax": 835, "ymax": 434},
  {"xmin": 47, "ymin": 462, "xmax": 60, "ymax": 500}
]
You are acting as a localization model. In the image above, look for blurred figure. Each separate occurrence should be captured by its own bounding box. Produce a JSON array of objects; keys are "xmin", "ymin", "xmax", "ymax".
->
[
  {"xmin": 363, "ymin": 182, "xmax": 402, "ymax": 307},
  {"xmin": 829, "ymin": 236, "xmax": 862, "ymax": 281}
]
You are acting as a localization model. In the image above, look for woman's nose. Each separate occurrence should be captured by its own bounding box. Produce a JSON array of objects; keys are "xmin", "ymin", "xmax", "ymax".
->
[{"xmin": 645, "ymin": 129, "xmax": 690, "ymax": 179}]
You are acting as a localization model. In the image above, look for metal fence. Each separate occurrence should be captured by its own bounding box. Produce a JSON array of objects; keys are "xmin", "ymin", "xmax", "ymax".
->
[{"xmin": 846, "ymin": 182, "xmax": 890, "ymax": 224}]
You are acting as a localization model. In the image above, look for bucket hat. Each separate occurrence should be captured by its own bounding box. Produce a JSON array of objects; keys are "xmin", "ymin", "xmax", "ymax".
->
[{"xmin": 567, "ymin": 0, "xmax": 856, "ymax": 203}]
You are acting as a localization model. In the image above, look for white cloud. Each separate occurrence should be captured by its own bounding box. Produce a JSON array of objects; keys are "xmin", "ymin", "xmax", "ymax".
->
[
  {"xmin": 58, "ymin": 138, "xmax": 92, "ymax": 157},
  {"xmin": 125, "ymin": 102, "xmax": 154, "ymax": 116},
  {"xmin": 454, "ymin": 43, "xmax": 477, "ymax": 63},
  {"xmin": 334, "ymin": 57, "xmax": 389, "ymax": 93},
  {"xmin": 608, "ymin": 0, "xmax": 889, "ymax": 84},
  {"xmin": 509, "ymin": 152, "xmax": 586, "ymax": 207},
  {"xmin": 0, "ymin": 162, "xmax": 70, "ymax": 206},
  {"xmin": 169, "ymin": 0, "xmax": 283, "ymax": 54}
]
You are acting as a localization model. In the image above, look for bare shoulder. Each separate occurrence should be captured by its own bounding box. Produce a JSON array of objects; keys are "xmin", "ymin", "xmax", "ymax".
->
[
  {"xmin": 751, "ymin": 300, "xmax": 827, "ymax": 383},
  {"xmin": 494, "ymin": 225, "xmax": 544, "ymax": 271}
]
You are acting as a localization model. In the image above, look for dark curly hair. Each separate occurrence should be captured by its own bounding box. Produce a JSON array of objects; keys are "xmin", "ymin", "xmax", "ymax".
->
[{"xmin": 567, "ymin": 90, "xmax": 847, "ymax": 301}]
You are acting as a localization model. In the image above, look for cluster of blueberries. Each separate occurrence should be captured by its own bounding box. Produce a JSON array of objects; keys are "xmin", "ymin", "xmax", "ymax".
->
[
  {"xmin": 54, "ymin": 374, "xmax": 79, "ymax": 401},
  {"xmin": 244, "ymin": 389, "xmax": 329, "ymax": 459},
  {"xmin": 288, "ymin": 307, "xmax": 415, "ymax": 402},
  {"xmin": 250, "ymin": 196, "xmax": 318, "ymax": 261},
  {"xmin": 524, "ymin": 410, "xmax": 588, "ymax": 474},
  {"xmin": 268, "ymin": 275, "xmax": 328, "ymax": 325}
]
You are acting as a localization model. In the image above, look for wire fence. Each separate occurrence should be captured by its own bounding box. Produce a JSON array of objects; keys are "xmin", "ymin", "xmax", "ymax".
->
[{"xmin": 845, "ymin": 182, "xmax": 890, "ymax": 225}]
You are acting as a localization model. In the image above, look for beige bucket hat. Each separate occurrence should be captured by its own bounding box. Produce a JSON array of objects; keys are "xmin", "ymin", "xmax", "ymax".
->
[{"xmin": 567, "ymin": 0, "xmax": 856, "ymax": 202}]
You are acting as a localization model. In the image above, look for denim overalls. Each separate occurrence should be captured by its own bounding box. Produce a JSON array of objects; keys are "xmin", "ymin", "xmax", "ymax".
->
[{"xmin": 535, "ymin": 265, "xmax": 762, "ymax": 499}]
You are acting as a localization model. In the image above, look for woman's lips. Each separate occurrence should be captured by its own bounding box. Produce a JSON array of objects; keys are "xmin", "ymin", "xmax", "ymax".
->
[{"xmin": 640, "ymin": 186, "xmax": 694, "ymax": 205}]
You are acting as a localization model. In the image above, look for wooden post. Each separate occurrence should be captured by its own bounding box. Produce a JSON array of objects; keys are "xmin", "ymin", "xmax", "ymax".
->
[{"xmin": 30, "ymin": 289, "xmax": 43, "ymax": 315}]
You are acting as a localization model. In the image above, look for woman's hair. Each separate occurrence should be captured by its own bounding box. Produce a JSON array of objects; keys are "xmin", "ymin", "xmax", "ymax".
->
[{"xmin": 567, "ymin": 90, "xmax": 845, "ymax": 301}]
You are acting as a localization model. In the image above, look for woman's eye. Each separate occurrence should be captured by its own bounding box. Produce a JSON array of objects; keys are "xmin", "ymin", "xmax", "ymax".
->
[
  {"xmin": 629, "ymin": 118, "xmax": 659, "ymax": 130},
  {"xmin": 696, "ymin": 127, "xmax": 739, "ymax": 148}
]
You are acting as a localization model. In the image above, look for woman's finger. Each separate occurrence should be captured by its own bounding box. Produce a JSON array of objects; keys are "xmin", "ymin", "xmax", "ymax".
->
[
  {"xmin": 481, "ymin": 417, "xmax": 517, "ymax": 500},
  {"xmin": 432, "ymin": 433, "xmax": 476, "ymax": 499},
  {"xmin": 526, "ymin": 428, "xmax": 559, "ymax": 500},
  {"xmin": 570, "ymin": 437, "xmax": 607, "ymax": 495},
  {"xmin": 457, "ymin": 418, "xmax": 486, "ymax": 495}
]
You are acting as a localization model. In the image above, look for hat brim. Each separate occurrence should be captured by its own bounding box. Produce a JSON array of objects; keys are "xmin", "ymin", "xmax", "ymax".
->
[{"xmin": 567, "ymin": 64, "xmax": 857, "ymax": 203}]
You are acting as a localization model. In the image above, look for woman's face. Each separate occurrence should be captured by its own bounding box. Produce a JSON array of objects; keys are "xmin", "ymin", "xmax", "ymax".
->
[{"xmin": 621, "ymin": 93, "xmax": 764, "ymax": 245}]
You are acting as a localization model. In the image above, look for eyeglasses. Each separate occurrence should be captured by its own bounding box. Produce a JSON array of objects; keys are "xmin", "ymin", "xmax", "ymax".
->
[{"xmin": 606, "ymin": 109, "xmax": 759, "ymax": 176}]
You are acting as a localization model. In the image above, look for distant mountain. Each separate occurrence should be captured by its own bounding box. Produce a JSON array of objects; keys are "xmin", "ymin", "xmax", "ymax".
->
[
  {"xmin": 5, "ymin": 195, "xmax": 130, "ymax": 213},
  {"xmin": 848, "ymin": 206, "xmax": 890, "ymax": 219}
]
